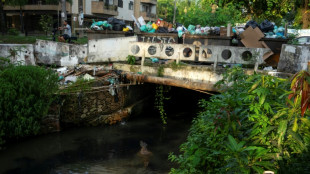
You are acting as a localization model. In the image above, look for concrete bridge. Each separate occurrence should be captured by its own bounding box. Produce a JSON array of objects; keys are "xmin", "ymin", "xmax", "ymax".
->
[{"xmin": 0, "ymin": 37, "xmax": 308, "ymax": 92}]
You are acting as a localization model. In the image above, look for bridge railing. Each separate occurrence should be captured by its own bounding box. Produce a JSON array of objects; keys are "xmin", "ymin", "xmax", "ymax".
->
[{"xmin": 129, "ymin": 42, "xmax": 272, "ymax": 70}]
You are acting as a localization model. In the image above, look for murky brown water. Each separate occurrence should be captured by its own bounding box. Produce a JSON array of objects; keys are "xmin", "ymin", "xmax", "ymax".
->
[{"xmin": 0, "ymin": 112, "xmax": 192, "ymax": 174}]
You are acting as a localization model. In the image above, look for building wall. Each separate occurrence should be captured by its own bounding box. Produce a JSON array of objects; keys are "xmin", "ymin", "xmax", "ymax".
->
[
  {"xmin": 84, "ymin": 0, "xmax": 92, "ymax": 15},
  {"xmin": 117, "ymin": 0, "xmax": 134, "ymax": 22},
  {"xmin": 72, "ymin": 0, "xmax": 79, "ymax": 14}
]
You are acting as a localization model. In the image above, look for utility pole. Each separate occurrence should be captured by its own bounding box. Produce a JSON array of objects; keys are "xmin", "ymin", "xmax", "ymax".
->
[
  {"xmin": 61, "ymin": 0, "xmax": 67, "ymax": 26},
  {"xmin": 173, "ymin": 0, "xmax": 177, "ymax": 24}
]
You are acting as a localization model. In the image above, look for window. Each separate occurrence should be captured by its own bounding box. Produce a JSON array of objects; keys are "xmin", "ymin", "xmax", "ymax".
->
[
  {"xmin": 142, "ymin": 4, "xmax": 150, "ymax": 13},
  {"xmin": 129, "ymin": 1, "xmax": 133, "ymax": 10},
  {"xmin": 104, "ymin": 0, "xmax": 113, "ymax": 5},
  {"xmin": 118, "ymin": 0, "xmax": 123, "ymax": 8}
]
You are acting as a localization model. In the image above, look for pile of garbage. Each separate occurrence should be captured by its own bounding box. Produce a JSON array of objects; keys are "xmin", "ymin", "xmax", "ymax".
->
[
  {"xmin": 245, "ymin": 20, "xmax": 286, "ymax": 39},
  {"xmin": 135, "ymin": 15, "xmax": 288, "ymax": 40},
  {"xmin": 90, "ymin": 18, "xmax": 133, "ymax": 32},
  {"xmin": 56, "ymin": 64, "xmax": 119, "ymax": 88}
]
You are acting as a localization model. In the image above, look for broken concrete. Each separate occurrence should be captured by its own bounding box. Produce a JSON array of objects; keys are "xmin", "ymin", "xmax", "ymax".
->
[
  {"xmin": 0, "ymin": 44, "xmax": 35, "ymax": 65},
  {"xmin": 278, "ymin": 44, "xmax": 310, "ymax": 73},
  {"xmin": 34, "ymin": 40, "xmax": 87, "ymax": 66}
]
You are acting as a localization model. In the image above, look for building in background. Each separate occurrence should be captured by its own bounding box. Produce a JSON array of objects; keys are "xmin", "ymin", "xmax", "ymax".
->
[
  {"xmin": 117, "ymin": 0, "xmax": 134, "ymax": 25},
  {"xmin": 134, "ymin": 0, "xmax": 157, "ymax": 22},
  {"xmin": 3, "ymin": 0, "xmax": 156, "ymax": 35}
]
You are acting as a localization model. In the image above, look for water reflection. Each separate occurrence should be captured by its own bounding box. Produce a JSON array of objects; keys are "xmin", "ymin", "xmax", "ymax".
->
[{"xmin": 0, "ymin": 114, "xmax": 191, "ymax": 174}]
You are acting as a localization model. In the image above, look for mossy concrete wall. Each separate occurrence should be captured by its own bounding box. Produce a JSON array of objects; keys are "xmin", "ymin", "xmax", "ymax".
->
[
  {"xmin": 278, "ymin": 44, "xmax": 310, "ymax": 73},
  {"xmin": 0, "ymin": 44, "xmax": 35, "ymax": 65}
]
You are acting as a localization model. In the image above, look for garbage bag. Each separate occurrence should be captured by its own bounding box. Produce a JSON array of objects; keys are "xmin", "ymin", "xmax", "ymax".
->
[
  {"xmin": 178, "ymin": 30, "xmax": 184, "ymax": 38},
  {"xmin": 245, "ymin": 20, "xmax": 260, "ymax": 29},
  {"xmin": 108, "ymin": 17, "xmax": 126, "ymax": 30},
  {"xmin": 140, "ymin": 25, "xmax": 147, "ymax": 32},
  {"xmin": 123, "ymin": 27, "xmax": 129, "ymax": 32},
  {"xmin": 152, "ymin": 23, "xmax": 158, "ymax": 30},
  {"xmin": 188, "ymin": 25, "xmax": 195, "ymax": 31},
  {"xmin": 148, "ymin": 29, "xmax": 156, "ymax": 33},
  {"xmin": 157, "ymin": 27, "xmax": 168, "ymax": 33},
  {"xmin": 146, "ymin": 22, "xmax": 153, "ymax": 31},
  {"xmin": 260, "ymin": 19, "xmax": 274, "ymax": 32},
  {"xmin": 113, "ymin": 24, "xmax": 124, "ymax": 31}
]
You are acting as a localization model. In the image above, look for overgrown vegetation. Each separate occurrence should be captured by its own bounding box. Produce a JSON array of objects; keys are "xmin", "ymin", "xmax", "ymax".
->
[
  {"xmin": 169, "ymin": 67, "xmax": 310, "ymax": 173},
  {"xmin": 157, "ymin": 65, "xmax": 164, "ymax": 77},
  {"xmin": 0, "ymin": 58, "xmax": 59, "ymax": 146},
  {"xmin": 59, "ymin": 78, "xmax": 94, "ymax": 94},
  {"xmin": 127, "ymin": 55, "xmax": 136, "ymax": 65},
  {"xmin": 155, "ymin": 85, "xmax": 170, "ymax": 125},
  {"xmin": 7, "ymin": 28, "xmax": 19, "ymax": 36},
  {"xmin": 39, "ymin": 14, "xmax": 53, "ymax": 36},
  {"xmin": 158, "ymin": 0, "xmax": 310, "ymax": 29},
  {"xmin": 0, "ymin": 35, "xmax": 89, "ymax": 44}
]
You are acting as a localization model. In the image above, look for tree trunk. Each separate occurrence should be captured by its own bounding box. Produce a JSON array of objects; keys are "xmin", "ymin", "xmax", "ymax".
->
[
  {"xmin": 173, "ymin": 0, "xmax": 177, "ymax": 24},
  {"xmin": 0, "ymin": 1, "xmax": 5, "ymax": 35},
  {"xmin": 302, "ymin": 0, "xmax": 310, "ymax": 29},
  {"xmin": 19, "ymin": 5, "xmax": 24, "ymax": 33}
]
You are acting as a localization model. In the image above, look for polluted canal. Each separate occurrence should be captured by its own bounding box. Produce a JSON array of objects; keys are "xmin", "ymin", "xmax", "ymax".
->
[{"xmin": 0, "ymin": 86, "xmax": 209, "ymax": 174}]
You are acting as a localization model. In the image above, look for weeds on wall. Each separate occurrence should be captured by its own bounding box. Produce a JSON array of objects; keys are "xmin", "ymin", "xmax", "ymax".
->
[
  {"xmin": 155, "ymin": 85, "xmax": 171, "ymax": 125},
  {"xmin": 157, "ymin": 65, "xmax": 164, "ymax": 77},
  {"xmin": 127, "ymin": 55, "xmax": 136, "ymax": 65}
]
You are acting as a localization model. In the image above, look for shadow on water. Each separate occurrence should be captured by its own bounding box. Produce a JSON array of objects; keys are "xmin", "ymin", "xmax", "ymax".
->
[{"xmin": 0, "ymin": 86, "xmax": 210, "ymax": 174}]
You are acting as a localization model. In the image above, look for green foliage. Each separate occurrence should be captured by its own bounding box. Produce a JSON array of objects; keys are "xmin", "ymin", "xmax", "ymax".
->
[
  {"xmin": 169, "ymin": 67, "xmax": 310, "ymax": 173},
  {"xmin": 60, "ymin": 78, "xmax": 94, "ymax": 94},
  {"xmin": 177, "ymin": 1, "xmax": 245, "ymax": 27},
  {"xmin": 7, "ymin": 28, "xmax": 19, "ymax": 36},
  {"xmin": 39, "ymin": 15, "xmax": 53, "ymax": 36},
  {"xmin": 0, "ymin": 35, "xmax": 88, "ymax": 44},
  {"xmin": 0, "ymin": 65, "xmax": 59, "ymax": 144},
  {"xmin": 157, "ymin": 65, "xmax": 164, "ymax": 77},
  {"xmin": 0, "ymin": 57, "xmax": 12, "ymax": 71},
  {"xmin": 158, "ymin": 0, "xmax": 309, "ymax": 28},
  {"xmin": 168, "ymin": 61, "xmax": 185, "ymax": 71},
  {"xmin": 154, "ymin": 85, "xmax": 170, "ymax": 125},
  {"xmin": 126, "ymin": 55, "xmax": 136, "ymax": 65}
]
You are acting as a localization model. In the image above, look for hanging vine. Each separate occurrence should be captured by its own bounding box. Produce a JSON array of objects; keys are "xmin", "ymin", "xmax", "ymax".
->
[{"xmin": 155, "ymin": 85, "xmax": 170, "ymax": 124}]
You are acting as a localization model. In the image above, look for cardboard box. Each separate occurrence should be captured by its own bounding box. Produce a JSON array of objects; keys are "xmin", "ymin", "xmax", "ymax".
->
[
  {"xmin": 220, "ymin": 27, "xmax": 233, "ymax": 36},
  {"xmin": 240, "ymin": 26, "xmax": 274, "ymax": 60},
  {"xmin": 168, "ymin": 23, "xmax": 173, "ymax": 29},
  {"xmin": 159, "ymin": 21, "xmax": 167, "ymax": 27}
]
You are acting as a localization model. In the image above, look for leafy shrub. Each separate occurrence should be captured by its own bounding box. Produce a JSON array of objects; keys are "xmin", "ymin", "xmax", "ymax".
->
[
  {"xmin": 0, "ymin": 65, "xmax": 58, "ymax": 144},
  {"xmin": 7, "ymin": 28, "xmax": 19, "ymax": 36},
  {"xmin": 127, "ymin": 55, "xmax": 136, "ymax": 65},
  {"xmin": 39, "ymin": 15, "xmax": 53, "ymax": 36},
  {"xmin": 169, "ymin": 68, "xmax": 310, "ymax": 173}
]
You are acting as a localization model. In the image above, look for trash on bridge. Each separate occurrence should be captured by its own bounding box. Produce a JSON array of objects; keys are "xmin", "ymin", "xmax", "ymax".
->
[{"xmin": 240, "ymin": 26, "xmax": 274, "ymax": 60}]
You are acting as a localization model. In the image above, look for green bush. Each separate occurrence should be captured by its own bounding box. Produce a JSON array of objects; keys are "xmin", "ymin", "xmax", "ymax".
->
[
  {"xmin": 169, "ymin": 68, "xmax": 310, "ymax": 173},
  {"xmin": 7, "ymin": 28, "xmax": 19, "ymax": 36},
  {"xmin": 0, "ymin": 65, "xmax": 58, "ymax": 144},
  {"xmin": 127, "ymin": 55, "xmax": 136, "ymax": 65}
]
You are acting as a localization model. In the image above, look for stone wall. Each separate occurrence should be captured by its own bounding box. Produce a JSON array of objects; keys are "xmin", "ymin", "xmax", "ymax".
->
[
  {"xmin": 58, "ymin": 84, "xmax": 154, "ymax": 127},
  {"xmin": 278, "ymin": 44, "xmax": 310, "ymax": 73},
  {"xmin": 34, "ymin": 40, "xmax": 87, "ymax": 66},
  {"xmin": 60, "ymin": 88, "xmax": 126, "ymax": 126},
  {"xmin": 0, "ymin": 44, "xmax": 35, "ymax": 65}
]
